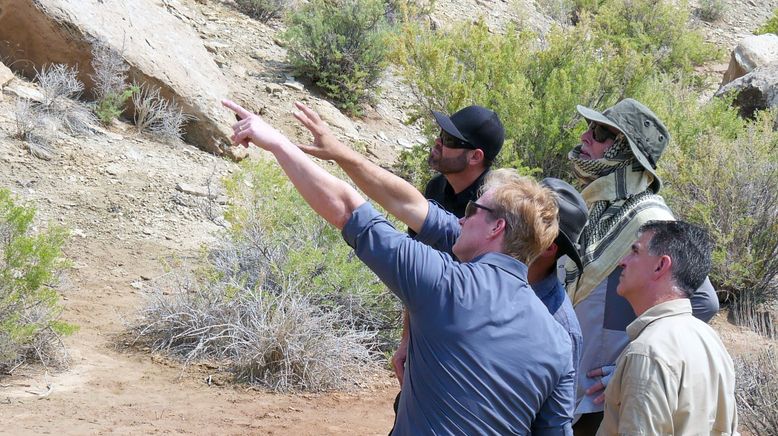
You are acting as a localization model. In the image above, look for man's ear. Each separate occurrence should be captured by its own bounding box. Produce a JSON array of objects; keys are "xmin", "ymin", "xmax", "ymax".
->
[
  {"xmin": 489, "ymin": 217, "xmax": 506, "ymax": 239},
  {"xmin": 654, "ymin": 255, "xmax": 673, "ymax": 278},
  {"xmin": 468, "ymin": 148, "xmax": 485, "ymax": 166}
]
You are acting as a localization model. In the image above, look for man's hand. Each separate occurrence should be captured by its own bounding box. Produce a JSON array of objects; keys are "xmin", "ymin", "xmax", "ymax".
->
[
  {"xmin": 392, "ymin": 335, "xmax": 409, "ymax": 387},
  {"xmin": 222, "ymin": 99, "xmax": 288, "ymax": 151},
  {"xmin": 585, "ymin": 364, "xmax": 616, "ymax": 405},
  {"xmin": 292, "ymin": 102, "xmax": 350, "ymax": 161}
]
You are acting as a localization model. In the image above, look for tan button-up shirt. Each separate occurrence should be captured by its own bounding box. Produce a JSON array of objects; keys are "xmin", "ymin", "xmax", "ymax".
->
[{"xmin": 597, "ymin": 299, "xmax": 738, "ymax": 435}]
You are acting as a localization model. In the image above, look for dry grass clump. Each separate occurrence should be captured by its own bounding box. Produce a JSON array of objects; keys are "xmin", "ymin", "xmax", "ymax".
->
[
  {"xmin": 735, "ymin": 346, "xmax": 778, "ymax": 435},
  {"xmin": 130, "ymin": 162, "xmax": 398, "ymax": 392},
  {"xmin": 132, "ymin": 83, "xmax": 192, "ymax": 142},
  {"xmin": 12, "ymin": 63, "xmax": 98, "ymax": 159},
  {"xmin": 132, "ymin": 272, "xmax": 378, "ymax": 392}
]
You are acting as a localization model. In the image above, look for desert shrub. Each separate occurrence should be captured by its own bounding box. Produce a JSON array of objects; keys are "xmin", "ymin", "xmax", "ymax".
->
[
  {"xmin": 385, "ymin": 0, "xmax": 434, "ymax": 24},
  {"xmin": 756, "ymin": 8, "xmax": 778, "ymax": 35},
  {"xmin": 735, "ymin": 347, "xmax": 778, "ymax": 435},
  {"xmin": 34, "ymin": 64, "xmax": 97, "ymax": 136},
  {"xmin": 234, "ymin": 0, "xmax": 291, "ymax": 22},
  {"xmin": 36, "ymin": 64, "xmax": 83, "ymax": 108},
  {"xmin": 133, "ymin": 276, "xmax": 378, "ymax": 392},
  {"xmin": 697, "ymin": 0, "xmax": 725, "ymax": 22},
  {"xmin": 537, "ymin": 0, "xmax": 576, "ymax": 24},
  {"xmin": 392, "ymin": 0, "xmax": 719, "ymax": 182},
  {"xmin": 0, "ymin": 189, "xmax": 74, "ymax": 376},
  {"xmin": 90, "ymin": 42, "xmax": 136, "ymax": 124},
  {"xmin": 284, "ymin": 0, "xmax": 391, "ymax": 115},
  {"xmin": 659, "ymin": 102, "xmax": 778, "ymax": 311},
  {"xmin": 591, "ymin": 0, "xmax": 719, "ymax": 75},
  {"xmin": 131, "ymin": 83, "xmax": 191, "ymax": 142},
  {"xmin": 391, "ymin": 19, "xmax": 638, "ymax": 181},
  {"xmin": 131, "ymin": 161, "xmax": 398, "ymax": 391}
]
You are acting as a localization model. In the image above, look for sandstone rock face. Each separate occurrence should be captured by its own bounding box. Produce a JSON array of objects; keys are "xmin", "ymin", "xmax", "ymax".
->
[
  {"xmin": 0, "ymin": 61, "xmax": 13, "ymax": 88},
  {"xmin": 0, "ymin": 0, "xmax": 235, "ymax": 156},
  {"xmin": 716, "ymin": 64, "xmax": 778, "ymax": 118},
  {"xmin": 721, "ymin": 34, "xmax": 778, "ymax": 86}
]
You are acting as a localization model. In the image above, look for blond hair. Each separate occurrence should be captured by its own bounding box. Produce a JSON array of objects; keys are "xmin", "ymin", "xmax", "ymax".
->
[{"xmin": 482, "ymin": 169, "xmax": 559, "ymax": 265}]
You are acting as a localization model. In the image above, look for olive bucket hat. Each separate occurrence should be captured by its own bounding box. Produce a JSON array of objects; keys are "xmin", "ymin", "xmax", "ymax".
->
[{"xmin": 576, "ymin": 98, "xmax": 670, "ymax": 193}]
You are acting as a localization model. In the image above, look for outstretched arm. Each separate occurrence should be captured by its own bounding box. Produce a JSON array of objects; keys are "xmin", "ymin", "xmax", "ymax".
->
[
  {"xmin": 222, "ymin": 99, "xmax": 365, "ymax": 230},
  {"xmin": 292, "ymin": 102, "xmax": 429, "ymax": 233}
]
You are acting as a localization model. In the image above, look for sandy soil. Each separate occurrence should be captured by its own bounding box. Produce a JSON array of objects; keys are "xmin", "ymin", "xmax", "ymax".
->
[{"xmin": 1, "ymin": 0, "xmax": 777, "ymax": 434}]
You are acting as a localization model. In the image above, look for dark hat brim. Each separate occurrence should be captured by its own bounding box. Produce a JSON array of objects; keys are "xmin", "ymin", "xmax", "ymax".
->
[
  {"xmin": 576, "ymin": 105, "xmax": 663, "ymax": 192},
  {"xmin": 556, "ymin": 232, "xmax": 583, "ymax": 273},
  {"xmin": 432, "ymin": 110, "xmax": 469, "ymax": 143}
]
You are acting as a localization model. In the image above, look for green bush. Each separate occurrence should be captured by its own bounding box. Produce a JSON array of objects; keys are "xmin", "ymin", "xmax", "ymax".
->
[
  {"xmin": 234, "ymin": 0, "xmax": 290, "ymax": 22},
  {"xmin": 223, "ymin": 161, "xmax": 400, "ymax": 340},
  {"xmin": 284, "ymin": 0, "xmax": 391, "ymax": 115},
  {"xmin": 95, "ymin": 86, "xmax": 137, "ymax": 125},
  {"xmin": 0, "ymin": 189, "xmax": 74, "ymax": 375},
  {"xmin": 391, "ymin": 0, "xmax": 719, "ymax": 182},
  {"xmin": 756, "ymin": 9, "xmax": 778, "ymax": 35},
  {"xmin": 132, "ymin": 161, "xmax": 401, "ymax": 390},
  {"xmin": 656, "ymin": 94, "xmax": 778, "ymax": 309},
  {"xmin": 591, "ymin": 0, "xmax": 719, "ymax": 75},
  {"xmin": 697, "ymin": 0, "xmax": 725, "ymax": 22}
]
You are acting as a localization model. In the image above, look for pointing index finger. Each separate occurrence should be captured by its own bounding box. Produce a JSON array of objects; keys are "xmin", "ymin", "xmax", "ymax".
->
[{"xmin": 222, "ymin": 99, "xmax": 253, "ymax": 119}]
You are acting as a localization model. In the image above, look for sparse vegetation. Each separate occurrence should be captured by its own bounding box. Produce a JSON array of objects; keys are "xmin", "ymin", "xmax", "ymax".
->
[
  {"xmin": 735, "ymin": 347, "xmax": 778, "ymax": 435},
  {"xmin": 697, "ymin": 0, "xmax": 725, "ymax": 22},
  {"xmin": 36, "ymin": 64, "xmax": 83, "ymax": 108},
  {"xmin": 0, "ymin": 189, "xmax": 74, "ymax": 376},
  {"xmin": 284, "ymin": 0, "xmax": 391, "ymax": 115},
  {"xmin": 756, "ymin": 8, "xmax": 778, "ymax": 35},
  {"xmin": 391, "ymin": 0, "xmax": 718, "ymax": 183},
  {"xmin": 90, "ymin": 42, "xmax": 136, "ymax": 125},
  {"xmin": 131, "ymin": 83, "xmax": 191, "ymax": 142},
  {"xmin": 234, "ymin": 0, "xmax": 291, "ymax": 22},
  {"xmin": 130, "ymin": 162, "xmax": 397, "ymax": 391}
]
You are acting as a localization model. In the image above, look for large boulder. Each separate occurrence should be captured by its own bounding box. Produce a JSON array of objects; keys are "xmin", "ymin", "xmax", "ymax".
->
[
  {"xmin": 0, "ymin": 61, "xmax": 13, "ymax": 88},
  {"xmin": 721, "ymin": 34, "xmax": 778, "ymax": 86},
  {"xmin": 0, "ymin": 0, "xmax": 237, "ymax": 157},
  {"xmin": 716, "ymin": 64, "xmax": 778, "ymax": 118}
]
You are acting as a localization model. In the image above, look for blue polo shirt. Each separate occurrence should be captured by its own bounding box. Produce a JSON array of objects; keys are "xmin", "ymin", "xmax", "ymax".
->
[
  {"xmin": 531, "ymin": 273, "xmax": 583, "ymax": 405},
  {"xmin": 342, "ymin": 202, "xmax": 573, "ymax": 435}
]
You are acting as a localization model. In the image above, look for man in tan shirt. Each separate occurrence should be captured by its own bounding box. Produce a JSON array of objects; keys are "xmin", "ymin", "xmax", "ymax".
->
[{"xmin": 596, "ymin": 220, "xmax": 738, "ymax": 435}]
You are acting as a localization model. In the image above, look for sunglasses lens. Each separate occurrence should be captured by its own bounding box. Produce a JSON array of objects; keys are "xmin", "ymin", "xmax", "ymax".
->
[
  {"xmin": 465, "ymin": 201, "xmax": 476, "ymax": 218},
  {"xmin": 591, "ymin": 123, "xmax": 615, "ymax": 143}
]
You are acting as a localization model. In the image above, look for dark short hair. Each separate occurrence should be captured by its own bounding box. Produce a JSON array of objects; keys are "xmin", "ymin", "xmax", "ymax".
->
[{"xmin": 639, "ymin": 220, "xmax": 713, "ymax": 298}]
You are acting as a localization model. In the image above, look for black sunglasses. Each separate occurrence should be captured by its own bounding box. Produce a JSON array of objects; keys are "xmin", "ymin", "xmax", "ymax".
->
[
  {"xmin": 439, "ymin": 130, "xmax": 474, "ymax": 150},
  {"xmin": 464, "ymin": 200, "xmax": 495, "ymax": 218},
  {"xmin": 589, "ymin": 122, "xmax": 617, "ymax": 143}
]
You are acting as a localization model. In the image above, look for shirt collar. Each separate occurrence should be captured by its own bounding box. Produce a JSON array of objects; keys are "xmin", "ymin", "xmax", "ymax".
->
[
  {"xmin": 471, "ymin": 252, "xmax": 529, "ymax": 282},
  {"xmin": 531, "ymin": 271, "xmax": 558, "ymax": 301},
  {"xmin": 626, "ymin": 298, "xmax": 692, "ymax": 340}
]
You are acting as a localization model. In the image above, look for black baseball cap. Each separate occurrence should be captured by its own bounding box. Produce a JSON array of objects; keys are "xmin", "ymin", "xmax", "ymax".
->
[{"xmin": 432, "ymin": 105, "xmax": 505, "ymax": 162}]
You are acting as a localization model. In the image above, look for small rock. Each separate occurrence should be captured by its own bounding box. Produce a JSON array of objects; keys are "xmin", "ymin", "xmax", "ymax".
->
[
  {"xmin": 282, "ymin": 79, "xmax": 305, "ymax": 91},
  {"xmin": 140, "ymin": 274, "xmax": 153, "ymax": 281},
  {"xmin": 130, "ymin": 281, "xmax": 143, "ymax": 290},
  {"xmin": 72, "ymin": 228, "xmax": 86, "ymax": 238},
  {"xmin": 397, "ymin": 138, "xmax": 412, "ymax": 149},
  {"xmin": 142, "ymin": 228, "xmax": 153, "ymax": 236},
  {"xmin": 264, "ymin": 84, "xmax": 283, "ymax": 94},
  {"xmin": 175, "ymin": 182, "xmax": 221, "ymax": 199}
]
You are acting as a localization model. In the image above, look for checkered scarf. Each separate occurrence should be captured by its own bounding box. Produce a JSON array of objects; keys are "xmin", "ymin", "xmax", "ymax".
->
[{"xmin": 564, "ymin": 140, "xmax": 674, "ymax": 306}]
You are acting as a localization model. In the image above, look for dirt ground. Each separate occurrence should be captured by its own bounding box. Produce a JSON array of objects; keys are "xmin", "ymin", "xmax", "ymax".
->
[{"xmin": 1, "ymin": 0, "xmax": 777, "ymax": 434}]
